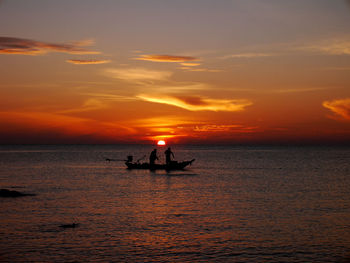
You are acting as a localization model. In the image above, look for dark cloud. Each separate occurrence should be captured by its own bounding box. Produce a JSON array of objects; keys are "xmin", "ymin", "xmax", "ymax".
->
[{"xmin": 0, "ymin": 37, "xmax": 99, "ymax": 55}]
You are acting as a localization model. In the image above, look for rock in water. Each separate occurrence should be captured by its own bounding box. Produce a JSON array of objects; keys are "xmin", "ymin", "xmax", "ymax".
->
[
  {"xmin": 59, "ymin": 223, "xmax": 79, "ymax": 229},
  {"xmin": 0, "ymin": 189, "xmax": 36, "ymax": 197}
]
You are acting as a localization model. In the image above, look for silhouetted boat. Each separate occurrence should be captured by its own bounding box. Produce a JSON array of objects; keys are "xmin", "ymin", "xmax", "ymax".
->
[{"xmin": 125, "ymin": 159, "xmax": 195, "ymax": 170}]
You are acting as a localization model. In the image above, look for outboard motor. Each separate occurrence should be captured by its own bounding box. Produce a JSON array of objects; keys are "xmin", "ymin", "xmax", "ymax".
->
[{"xmin": 127, "ymin": 155, "xmax": 133, "ymax": 163}]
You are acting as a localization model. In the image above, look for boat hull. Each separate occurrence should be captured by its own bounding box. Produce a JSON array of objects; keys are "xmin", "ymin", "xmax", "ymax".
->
[{"xmin": 125, "ymin": 159, "xmax": 195, "ymax": 170}]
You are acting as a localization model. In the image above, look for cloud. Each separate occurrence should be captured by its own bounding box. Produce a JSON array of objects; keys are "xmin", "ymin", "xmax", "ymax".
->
[
  {"xmin": 57, "ymin": 99, "xmax": 107, "ymax": 114},
  {"xmin": 300, "ymin": 39, "xmax": 350, "ymax": 55},
  {"xmin": 132, "ymin": 54, "xmax": 225, "ymax": 73},
  {"xmin": 137, "ymin": 94, "xmax": 252, "ymax": 112},
  {"xmin": 130, "ymin": 116, "xmax": 258, "ymax": 143},
  {"xmin": 150, "ymin": 82, "xmax": 210, "ymax": 93},
  {"xmin": 180, "ymin": 68, "xmax": 222, "ymax": 72},
  {"xmin": 135, "ymin": 54, "xmax": 198, "ymax": 63},
  {"xmin": 104, "ymin": 67, "xmax": 172, "ymax": 82},
  {"xmin": 180, "ymin": 62, "xmax": 201, "ymax": 67},
  {"xmin": 193, "ymin": 124, "xmax": 242, "ymax": 132},
  {"xmin": 193, "ymin": 124, "xmax": 258, "ymax": 133},
  {"xmin": 133, "ymin": 116, "xmax": 197, "ymax": 128},
  {"xmin": 81, "ymin": 93, "xmax": 136, "ymax": 102},
  {"xmin": 66, "ymin": 59, "xmax": 110, "ymax": 65},
  {"xmin": 222, "ymin": 53, "xmax": 274, "ymax": 59},
  {"xmin": 0, "ymin": 36, "xmax": 99, "ymax": 55},
  {"xmin": 270, "ymin": 87, "xmax": 327, "ymax": 93},
  {"xmin": 323, "ymin": 98, "xmax": 350, "ymax": 121}
]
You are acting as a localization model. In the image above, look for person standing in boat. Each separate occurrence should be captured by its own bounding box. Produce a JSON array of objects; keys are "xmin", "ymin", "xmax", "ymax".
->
[
  {"xmin": 164, "ymin": 147, "xmax": 174, "ymax": 165},
  {"xmin": 149, "ymin": 149, "xmax": 158, "ymax": 165}
]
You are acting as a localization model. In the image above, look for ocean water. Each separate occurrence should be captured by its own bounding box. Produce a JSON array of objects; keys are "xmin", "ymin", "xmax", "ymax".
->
[{"xmin": 0, "ymin": 145, "xmax": 349, "ymax": 263}]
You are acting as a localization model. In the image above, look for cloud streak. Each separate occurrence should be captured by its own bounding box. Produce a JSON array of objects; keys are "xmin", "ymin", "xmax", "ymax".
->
[
  {"xmin": 323, "ymin": 98, "xmax": 350, "ymax": 121},
  {"xmin": 300, "ymin": 39, "xmax": 350, "ymax": 55},
  {"xmin": 222, "ymin": 53, "xmax": 274, "ymax": 59},
  {"xmin": 180, "ymin": 67, "xmax": 222, "ymax": 72},
  {"xmin": 130, "ymin": 116, "xmax": 258, "ymax": 143},
  {"xmin": 193, "ymin": 124, "xmax": 258, "ymax": 133},
  {"xmin": 135, "ymin": 54, "xmax": 198, "ymax": 63},
  {"xmin": 180, "ymin": 62, "xmax": 201, "ymax": 67},
  {"xmin": 0, "ymin": 37, "xmax": 99, "ymax": 55},
  {"xmin": 270, "ymin": 87, "xmax": 327, "ymax": 93},
  {"xmin": 149, "ymin": 82, "xmax": 210, "ymax": 93},
  {"xmin": 137, "ymin": 94, "xmax": 252, "ymax": 112},
  {"xmin": 57, "ymin": 99, "xmax": 107, "ymax": 114},
  {"xmin": 66, "ymin": 59, "xmax": 110, "ymax": 65},
  {"xmin": 104, "ymin": 67, "xmax": 172, "ymax": 82},
  {"xmin": 133, "ymin": 54, "xmax": 225, "ymax": 73}
]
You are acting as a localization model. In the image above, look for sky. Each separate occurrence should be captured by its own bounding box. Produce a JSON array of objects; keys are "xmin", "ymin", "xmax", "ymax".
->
[{"xmin": 0, "ymin": 0, "xmax": 349, "ymax": 144}]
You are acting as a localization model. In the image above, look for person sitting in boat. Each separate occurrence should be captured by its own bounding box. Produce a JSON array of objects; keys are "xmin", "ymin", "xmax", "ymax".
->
[
  {"xmin": 164, "ymin": 147, "xmax": 174, "ymax": 165},
  {"xmin": 149, "ymin": 149, "xmax": 158, "ymax": 165},
  {"xmin": 126, "ymin": 155, "xmax": 133, "ymax": 163}
]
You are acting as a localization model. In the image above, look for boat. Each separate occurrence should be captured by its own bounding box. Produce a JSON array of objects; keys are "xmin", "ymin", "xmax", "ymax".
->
[{"xmin": 125, "ymin": 159, "xmax": 195, "ymax": 170}]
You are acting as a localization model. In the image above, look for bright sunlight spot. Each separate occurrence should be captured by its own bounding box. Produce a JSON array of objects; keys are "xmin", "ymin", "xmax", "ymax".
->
[{"xmin": 157, "ymin": 140, "xmax": 166, "ymax": 146}]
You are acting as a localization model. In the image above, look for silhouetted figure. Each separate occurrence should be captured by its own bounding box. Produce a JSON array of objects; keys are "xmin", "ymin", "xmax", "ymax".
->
[
  {"xmin": 127, "ymin": 155, "xmax": 133, "ymax": 163},
  {"xmin": 149, "ymin": 149, "xmax": 158, "ymax": 165},
  {"xmin": 164, "ymin": 147, "xmax": 174, "ymax": 165}
]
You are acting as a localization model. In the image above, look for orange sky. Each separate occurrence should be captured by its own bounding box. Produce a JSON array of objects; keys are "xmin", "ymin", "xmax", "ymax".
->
[{"xmin": 0, "ymin": 1, "xmax": 349, "ymax": 144}]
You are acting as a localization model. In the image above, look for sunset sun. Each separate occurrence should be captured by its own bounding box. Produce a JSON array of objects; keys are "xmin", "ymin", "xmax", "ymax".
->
[{"xmin": 157, "ymin": 140, "xmax": 166, "ymax": 146}]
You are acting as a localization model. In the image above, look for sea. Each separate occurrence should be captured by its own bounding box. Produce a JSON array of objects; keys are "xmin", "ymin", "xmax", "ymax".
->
[{"xmin": 0, "ymin": 144, "xmax": 349, "ymax": 263}]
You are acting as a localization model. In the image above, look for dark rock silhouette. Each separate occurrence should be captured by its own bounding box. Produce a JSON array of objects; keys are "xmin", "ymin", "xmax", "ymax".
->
[{"xmin": 0, "ymin": 189, "xmax": 36, "ymax": 198}]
